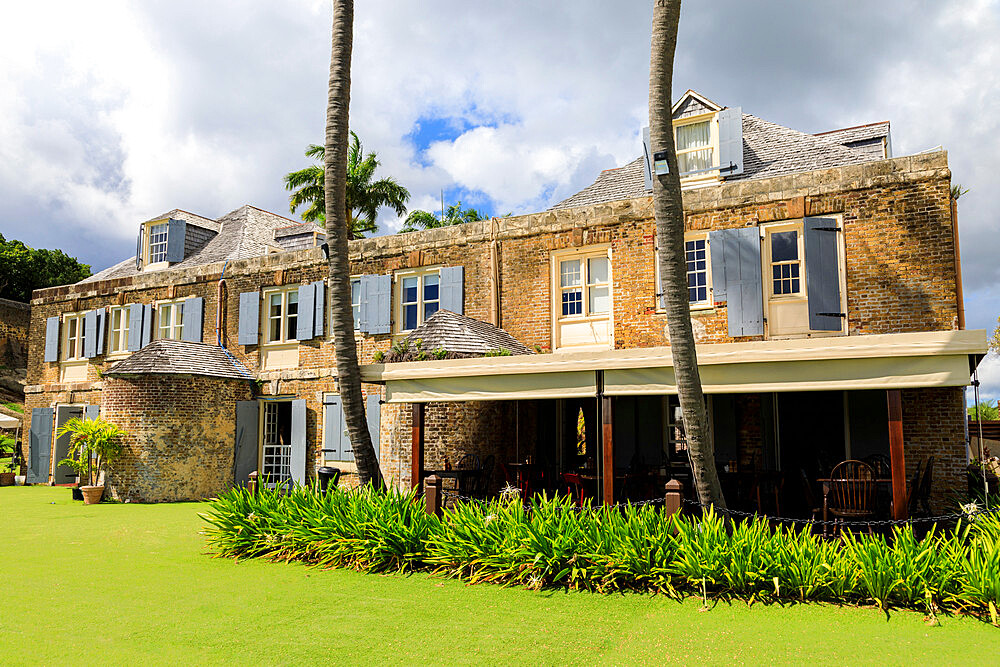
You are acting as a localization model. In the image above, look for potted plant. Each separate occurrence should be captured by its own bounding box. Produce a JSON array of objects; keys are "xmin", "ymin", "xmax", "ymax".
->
[
  {"xmin": 0, "ymin": 435, "xmax": 16, "ymax": 486},
  {"xmin": 56, "ymin": 417, "xmax": 126, "ymax": 505}
]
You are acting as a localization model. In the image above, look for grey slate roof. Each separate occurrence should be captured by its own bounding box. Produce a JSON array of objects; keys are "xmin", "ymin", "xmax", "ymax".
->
[
  {"xmin": 81, "ymin": 205, "xmax": 300, "ymax": 283},
  {"xmin": 105, "ymin": 339, "xmax": 255, "ymax": 380},
  {"xmin": 550, "ymin": 113, "xmax": 887, "ymax": 210},
  {"xmin": 404, "ymin": 310, "xmax": 533, "ymax": 356},
  {"xmin": 814, "ymin": 121, "xmax": 891, "ymax": 160},
  {"xmin": 142, "ymin": 208, "xmax": 220, "ymax": 232}
]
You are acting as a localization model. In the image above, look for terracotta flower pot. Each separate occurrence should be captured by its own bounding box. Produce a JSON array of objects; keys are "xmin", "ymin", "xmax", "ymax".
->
[
  {"xmin": 0, "ymin": 472, "xmax": 14, "ymax": 486},
  {"xmin": 81, "ymin": 485, "xmax": 105, "ymax": 505}
]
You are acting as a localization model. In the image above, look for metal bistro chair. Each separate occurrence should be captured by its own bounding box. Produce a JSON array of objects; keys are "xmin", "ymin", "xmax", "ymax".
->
[
  {"xmin": 562, "ymin": 472, "xmax": 585, "ymax": 507},
  {"xmin": 825, "ymin": 460, "xmax": 877, "ymax": 534},
  {"xmin": 474, "ymin": 454, "xmax": 495, "ymax": 498}
]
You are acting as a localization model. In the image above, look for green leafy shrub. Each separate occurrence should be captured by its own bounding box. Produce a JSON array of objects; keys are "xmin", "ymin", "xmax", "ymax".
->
[{"xmin": 56, "ymin": 417, "xmax": 126, "ymax": 487}]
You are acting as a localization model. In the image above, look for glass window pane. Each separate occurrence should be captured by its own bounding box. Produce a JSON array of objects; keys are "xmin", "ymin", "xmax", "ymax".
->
[
  {"xmin": 589, "ymin": 285, "xmax": 609, "ymax": 314},
  {"xmin": 562, "ymin": 289, "xmax": 582, "ymax": 316},
  {"xmin": 587, "ymin": 257, "xmax": 608, "ymax": 284},
  {"xmin": 424, "ymin": 301, "xmax": 439, "ymax": 321},
  {"xmin": 402, "ymin": 277, "xmax": 418, "ymax": 304},
  {"xmin": 771, "ymin": 231, "xmax": 798, "ymax": 262},
  {"xmin": 560, "ymin": 260, "xmax": 581, "ymax": 288},
  {"xmin": 352, "ymin": 304, "xmax": 361, "ymax": 330},
  {"xmin": 678, "ymin": 149, "xmax": 713, "ymax": 174},
  {"xmin": 270, "ymin": 318, "xmax": 281, "ymax": 342},
  {"xmin": 269, "ymin": 294, "xmax": 282, "ymax": 317},
  {"xmin": 423, "ymin": 273, "xmax": 439, "ymax": 302},
  {"xmin": 351, "ymin": 279, "xmax": 360, "ymax": 305},
  {"xmin": 404, "ymin": 303, "xmax": 418, "ymax": 330},
  {"xmin": 676, "ymin": 121, "xmax": 710, "ymax": 150}
]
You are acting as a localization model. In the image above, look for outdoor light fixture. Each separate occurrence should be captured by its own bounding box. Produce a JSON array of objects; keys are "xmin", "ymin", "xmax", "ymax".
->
[{"xmin": 653, "ymin": 150, "xmax": 670, "ymax": 176}]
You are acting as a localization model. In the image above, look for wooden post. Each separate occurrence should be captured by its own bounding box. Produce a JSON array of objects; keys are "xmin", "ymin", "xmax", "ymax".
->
[
  {"xmin": 664, "ymin": 479, "xmax": 683, "ymax": 517},
  {"xmin": 887, "ymin": 390, "xmax": 907, "ymax": 520},
  {"xmin": 601, "ymin": 395, "xmax": 614, "ymax": 505},
  {"xmin": 425, "ymin": 474, "xmax": 443, "ymax": 516},
  {"xmin": 411, "ymin": 402, "xmax": 425, "ymax": 492},
  {"xmin": 247, "ymin": 470, "xmax": 258, "ymax": 496}
]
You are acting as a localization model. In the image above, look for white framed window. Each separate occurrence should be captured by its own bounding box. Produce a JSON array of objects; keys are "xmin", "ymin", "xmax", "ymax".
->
[
  {"xmin": 62, "ymin": 312, "xmax": 86, "ymax": 361},
  {"xmin": 108, "ymin": 306, "xmax": 129, "ymax": 354},
  {"xmin": 769, "ymin": 230, "xmax": 801, "ymax": 296},
  {"xmin": 263, "ymin": 286, "xmax": 299, "ymax": 344},
  {"xmin": 655, "ymin": 233, "xmax": 713, "ymax": 312},
  {"xmin": 674, "ymin": 113, "xmax": 720, "ymax": 184},
  {"xmin": 156, "ymin": 300, "xmax": 185, "ymax": 340},
  {"xmin": 394, "ymin": 267, "xmax": 440, "ymax": 333},
  {"xmin": 351, "ymin": 278, "xmax": 361, "ymax": 330},
  {"xmin": 148, "ymin": 222, "xmax": 168, "ymax": 264},
  {"xmin": 551, "ymin": 246, "xmax": 613, "ymax": 350},
  {"xmin": 260, "ymin": 401, "xmax": 291, "ymax": 485}
]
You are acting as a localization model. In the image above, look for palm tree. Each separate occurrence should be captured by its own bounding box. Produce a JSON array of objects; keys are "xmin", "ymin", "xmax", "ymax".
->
[
  {"xmin": 324, "ymin": 0, "xmax": 383, "ymax": 488},
  {"xmin": 401, "ymin": 201, "xmax": 486, "ymax": 232},
  {"xmin": 285, "ymin": 133, "xmax": 410, "ymax": 239},
  {"xmin": 649, "ymin": 0, "xmax": 725, "ymax": 508}
]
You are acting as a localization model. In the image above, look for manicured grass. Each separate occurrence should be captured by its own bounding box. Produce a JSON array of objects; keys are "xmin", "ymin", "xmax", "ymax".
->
[{"xmin": 0, "ymin": 487, "xmax": 995, "ymax": 664}]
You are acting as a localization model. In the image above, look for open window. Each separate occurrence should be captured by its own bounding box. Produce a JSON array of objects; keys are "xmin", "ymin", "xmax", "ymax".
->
[
  {"xmin": 551, "ymin": 246, "xmax": 613, "ymax": 350},
  {"xmin": 136, "ymin": 218, "xmax": 186, "ymax": 271}
]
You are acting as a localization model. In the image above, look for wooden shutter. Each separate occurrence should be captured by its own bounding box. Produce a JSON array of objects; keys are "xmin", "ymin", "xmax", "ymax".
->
[
  {"xmin": 369, "ymin": 275, "xmax": 392, "ymax": 335},
  {"xmin": 165, "ymin": 219, "xmax": 186, "ymax": 262},
  {"xmin": 296, "ymin": 283, "xmax": 315, "ymax": 340},
  {"xmin": 127, "ymin": 304, "xmax": 143, "ymax": 352},
  {"xmin": 323, "ymin": 394, "xmax": 344, "ymax": 461},
  {"xmin": 641, "ymin": 126, "xmax": 653, "ymax": 191},
  {"xmin": 84, "ymin": 405, "xmax": 100, "ymax": 421},
  {"xmin": 718, "ymin": 107, "xmax": 744, "ymax": 176},
  {"xmin": 234, "ymin": 400, "xmax": 259, "ymax": 487},
  {"xmin": 28, "ymin": 407, "xmax": 53, "ymax": 484},
  {"xmin": 141, "ymin": 304, "xmax": 153, "ymax": 347},
  {"xmin": 312, "ymin": 280, "xmax": 325, "ymax": 338},
  {"xmin": 182, "ymin": 296, "xmax": 204, "ymax": 342},
  {"xmin": 439, "ymin": 266, "xmax": 464, "ymax": 315},
  {"xmin": 289, "ymin": 399, "xmax": 307, "ymax": 485},
  {"xmin": 716, "ymin": 227, "xmax": 763, "ymax": 336},
  {"xmin": 708, "ymin": 231, "xmax": 728, "ymax": 303},
  {"xmin": 804, "ymin": 217, "xmax": 844, "ymax": 331},
  {"xmin": 357, "ymin": 275, "xmax": 372, "ymax": 333},
  {"xmin": 95, "ymin": 307, "xmax": 106, "ymax": 356},
  {"xmin": 366, "ymin": 394, "xmax": 381, "ymax": 460},
  {"xmin": 44, "ymin": 316, "xmax": 60, "ymax": 362},
  {"xmin": 83, "ymin": 309, "xmax": 98, "ymax": 358},
  {"xmin": 238, "ymin": 292, "xmax": 259, "ymax": 345}
]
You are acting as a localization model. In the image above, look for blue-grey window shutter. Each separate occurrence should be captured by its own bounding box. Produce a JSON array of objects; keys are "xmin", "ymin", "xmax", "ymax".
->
[
  {"xmin": 296, "ymin": 283, "xmax": 315, "ymax": 340},
  {"xmin": 718, "ymin": 107, "xmax": 744, "ymax": 176},
  {"xmin": 367, "ymin": 393, "xmax": 381, "ymax": 461},
  {"xmin": 95, "ymin": 307, "xmax": 106, "ymax": 356},
  {"xmin": 182, "ymin": 296, "xmax": 204, "ymax": 342},
  {"xmin": 804, "ymin": 217, "xmax": 843, "ymax": 331},
  {"xmin": 723, "ymin": 227, "xmax": 763, "ymax": 337},
  {"xmin": 323, "ymin": 394, "xmax": 343, "ymax": 461},
  {"xmin": 357, "ymin": 275, "xmax": 372, "ymax": 333},
  {"xmin": 84, "ymin": 405, "xmax": 99, "ymax": 421},
  {"xmin": 165, "ymin": 219, "xmax": 186, "ymax": 262},
  {"xmin": 141, "ymin": 304, "xmax": 153, "ymax": 347},
  {"xmin": 708, "ymin": 231, "xmax": 728, "ymax": 304},
  {"xmin": 28, "ymin": 407, "xmax": 53, "ymax": 484},
  {"xmin": 238, "ymin": 292, "xmax": 259, "ymax": 345},
  {"xmin": 135, "ymin": 226, "xmax": 144, "ymax": 271},
  {"xmin": 83, "ymin": 310, "xmax": 98, "ymax": 358},
  {"xmin": 290, "ymin": 399, "xmax": 307, "ymax": 485},
  {"xmin": 642, "ymin": 126, "xmax": 653, "ymax": 191},
  {"xmin": 234, "ymin": 400, "xmax": 259, "ymax": 487},
  {"xmin": 439, "ymin": 266, "xmax": 464, "ymax": 314},
  {"xmin": 312, "ymin": 280, "xmax": 325, "ymax": 338},
  {"xmin": 44, "ymin": 316, "xmax": 60, "ymax": 362},
  {"xmin": 370, "ymin": 274, "xmax": 392, "ymax": 335},
  {"xmin": 127, "ymin": 304, "xmax": 143, "ymax": 352}
]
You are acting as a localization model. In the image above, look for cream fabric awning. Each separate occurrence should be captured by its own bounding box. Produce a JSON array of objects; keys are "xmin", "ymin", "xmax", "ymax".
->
[{"xmin": 361, "ymin": 329, "xmax": 986, "ymax": 404}]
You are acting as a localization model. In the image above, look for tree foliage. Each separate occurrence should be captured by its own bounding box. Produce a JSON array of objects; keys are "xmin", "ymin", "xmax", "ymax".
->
[
  {"xmin": 0, "ymin": 233, "xmax": 91, "ymax": 302},
  {"xmin": 401, "ymin": 202, "xmax": 486, "ymax": 232},
  {"xmin": 968, "ymin": 402, "xmax": 1000, "ymax": 421},
  {"xmin": 285, "ymin": 133, "xmax": 409, "ymax": 239}
]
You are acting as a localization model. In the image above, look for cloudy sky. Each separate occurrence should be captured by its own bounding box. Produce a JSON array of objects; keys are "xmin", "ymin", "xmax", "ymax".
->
[{"xmin": 2, "ymin": 0, "xmax": 999, "ymax": 398}]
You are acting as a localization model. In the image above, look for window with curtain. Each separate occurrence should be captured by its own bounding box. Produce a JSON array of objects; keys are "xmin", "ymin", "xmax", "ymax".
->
[{"xmin": 675, "ymin": 120, "xmax": 714, "ymax": 174}]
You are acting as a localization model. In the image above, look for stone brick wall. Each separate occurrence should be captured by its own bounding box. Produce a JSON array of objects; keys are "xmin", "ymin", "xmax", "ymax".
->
[
  {"xmin": 901, "ymin": 386, "xmax": 966, "ymax": 513},
  {"xmin": 0, "ymin": 298, "xmax": 29, "ymax": 369},
  {"xmin": 100, "ymin": 374, "xmax": 252, "ymax": 502}
]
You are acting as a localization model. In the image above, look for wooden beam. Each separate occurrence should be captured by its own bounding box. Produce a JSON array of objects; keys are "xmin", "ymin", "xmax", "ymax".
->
[
  {"xmin": 887, "ymin": 390, "xmax": 907, "ymax": 520},
  {"xmin": 601, "ymin": 395, "xmax": 614, "ymax": 505},
  {"xmin": 411, "ymin": 402, "xmax": 425, "ymax": 492}
]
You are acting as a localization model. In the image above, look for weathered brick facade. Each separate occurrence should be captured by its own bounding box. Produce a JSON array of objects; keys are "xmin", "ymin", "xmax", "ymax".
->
[
  {"xmin": 21, "ymin": 151, "xmax": 972, "ymax": 511},
  {"xmin": 0, "ymin": 297, "xmax": 29, "ymax": 369}
]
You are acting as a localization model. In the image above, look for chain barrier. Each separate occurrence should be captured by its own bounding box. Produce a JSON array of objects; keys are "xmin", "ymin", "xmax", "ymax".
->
[{"xmin": 438, "ymin": 488, "xmax": 998, "ymax": 528}]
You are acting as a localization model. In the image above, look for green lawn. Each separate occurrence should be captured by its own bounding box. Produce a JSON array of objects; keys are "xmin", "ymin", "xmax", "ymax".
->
[{"xmin": 0, "ymin": 487, "xmax": 995, "ymax": 665}]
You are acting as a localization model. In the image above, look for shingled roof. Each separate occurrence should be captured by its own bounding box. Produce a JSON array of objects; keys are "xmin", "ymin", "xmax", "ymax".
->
[
  {"xmin": 403, "ymin": 310, "xmax": 533, "ymax": 357},
  {"xmin": 105, "ymin": 340, "xmax": 255, "ymax": 380},
  {"xmin": 549, "ymin": 112, "xmax": 887, "ymax": 210},
  {"xmin": 81, "ymin": 205, "xmax": 305, "ymax": 284}
]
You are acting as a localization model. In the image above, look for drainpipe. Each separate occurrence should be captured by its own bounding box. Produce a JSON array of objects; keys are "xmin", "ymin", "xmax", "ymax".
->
[
  {"xmin": 951, "ymin": 197, "xmax": 965, "ymax": 330},
  {"xmin": 217, "ymin": 260, "xmax": 229, "ymax": 346},
  {"xmin": 489, "ymin": 218, "xmax": 501, "ymax": 326}
]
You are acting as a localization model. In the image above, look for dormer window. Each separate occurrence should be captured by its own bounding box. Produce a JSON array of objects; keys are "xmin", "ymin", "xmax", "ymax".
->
[
  {"xmin": 675, "ymin": 118, "xmax": 715, "ymax": 175},
  {"xmin": 136, "ymin": 218, "xmax": 186, "ymax": 271}
]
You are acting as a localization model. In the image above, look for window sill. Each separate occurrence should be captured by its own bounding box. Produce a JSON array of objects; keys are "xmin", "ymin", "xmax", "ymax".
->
[{"xmin": 143, "ymin": 261, "xmax": 170, "ymax": 272}]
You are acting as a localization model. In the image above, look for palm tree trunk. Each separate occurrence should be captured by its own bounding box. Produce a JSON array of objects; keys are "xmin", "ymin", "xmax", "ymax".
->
[
  {"xmin": 324, "ymin": 0, "xmax": 384, "ymax": 488},
  {"xmin": 649, "ymin": 0, "xmax": 725, "ymax": 509}
]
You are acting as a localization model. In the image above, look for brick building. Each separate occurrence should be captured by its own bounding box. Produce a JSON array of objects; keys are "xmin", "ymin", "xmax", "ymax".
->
[{"xmin": 22, "ymin": 91, "xmax": 985, "ymax": 513}]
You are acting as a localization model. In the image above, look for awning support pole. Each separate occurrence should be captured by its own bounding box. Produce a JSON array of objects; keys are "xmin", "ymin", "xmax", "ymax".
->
[
  {"xmin": 601, "ymin": 395, "xmax": 614, "ymax": 506},
  {"xmin": 411, "ymin": 402, "xmax": 425, "ymax": 492},
  {"xmin": 887, "ymin": 389, "xmax": 907, "ymax": 520}
]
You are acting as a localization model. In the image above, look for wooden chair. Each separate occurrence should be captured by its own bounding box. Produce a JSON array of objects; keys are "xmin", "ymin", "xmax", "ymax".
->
[
  {"xmin": 474, "ymin": 454, "xmax": 495, "ymax": 498},
  {"xmin": 799, "ymin": 469, "xmax": 822, "ymax": 522},
  {"xmin": 901, "ymin": 459, "xmax": 924, "ymax": 519},
  {"xmin": 562, "ymin": 472, "xmax": 585, "ymax": 507},
  {"xmin": 825, "ymin": 460, "xmax": 877, "ymax": 533}
]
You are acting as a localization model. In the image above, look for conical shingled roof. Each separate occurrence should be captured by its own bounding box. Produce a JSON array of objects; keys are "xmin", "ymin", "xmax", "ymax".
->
[
  {"xmin": 404, "ymin": 310, "xmax": 533, "ymax": 357},
  {"xmin": 105, "ymin": 339, "xmax": 255, "ymax": 380}
]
